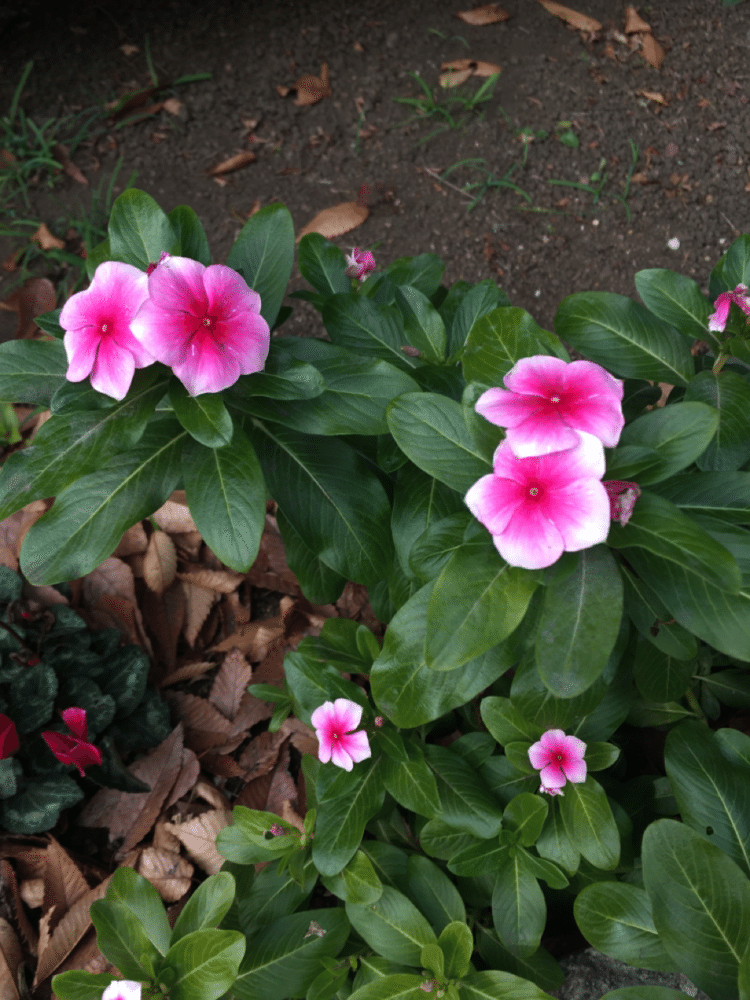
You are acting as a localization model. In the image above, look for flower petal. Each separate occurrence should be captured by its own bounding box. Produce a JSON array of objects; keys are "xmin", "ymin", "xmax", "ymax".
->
[
  {"xmin": 708, "ymin": 293, "xmax": 732, "ymax": 333},
  {"xmin": 528, "ymin": 739, "xmax": 551, "ymax": 770},
  {"xmin": 330, "ymin": 741, "xmax": 354, "ymax": 770},
  {"xmin": 539, "ymin": 762, "xmax": 567, "ymax": 788},
  {"xmin": 130, "ymin": 299, "xmax": 200, "ymax": 366},
  {"xmin": 548, "ymin": 477, "xmax": 611, "ymax": 552},
  {"xmin": 172, "ymin": 341, "xmax": 241, "ymax": 396},
  {"xmin": 493, "ymin": 505, "xmax": 565, "ymax": 570},
  {"xmin": 475, "ymin": 387, "xmax": 546, "ymax": 429},
  {"xmin": 61, "ymin": 707, "xmax": 88, "ymax": 739},
  {"xmin": 149, "ymin": 255, "xmax": 208, "ymax": 316},
  {"xmin": 465, "ymin": 472, "xmax": 525, "ymax": 536},
  {"xmin": 539, "ymin": 729, "xmax": 567, "ymax": 751},
  {"xmin": 341, "ymin": 729, "xmax": 371, "ymax": 763},
  {"xmin": 333, "ymin": 698, "xmax": 363, "ymax": 733},
  {"xmin": 90, "ymin": 337, "xmax": 137, "ymax": 400},
  {"xmin": 203, "ymin": 264, "xmax": 262, "ymax": 319},
  {"xmin": 562, "ymin": 756, "xmax": 587, "ymax": 783},
  {"xmin": 505, "ymin": 409, "xmax": 581, "ymax": 458},
  {"xmin": 503, "ymin": 355, "xmax": 569, "ymax": 396},
  {"xmin": 63, "ymin": 327, "xmax": 99, "ymax": 381}
]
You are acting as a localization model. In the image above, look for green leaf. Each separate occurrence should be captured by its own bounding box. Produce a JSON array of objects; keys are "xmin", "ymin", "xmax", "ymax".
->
[
  {"xmin": 634, "ymin": 268, "xmax": 715, "ymax": 349},
  {"xmin": 387, "ymin": 392, "xmax": 490, "ymax": 493},
  {"xmin": 447, "ymin": 838, "xmax": 510, "ymax": 878},
  {"xmin": 106, "ymin": 865, "xmax": 172, "ymax": 955},
  {"xmin": 517, "ymin": 847, "xmax": 569, "ymax": 889},
  {"xmin": 231, "ymin": 341, "xmax": 325, "ymax": 400},
  {"xmin": 386, "ymin": 253, "xmax": 444, "ymax": 297},
  {"xmin": 535, "ymin": 546, "xmax": 623, "ymax": 698},
  {"xmin": 621, "ymin": 566, "xmax": 698, "ymax": 660},
  {"xmin": 462, "ymin": 383, "xmax": 504, "ymax": 463},
  {"xmin": 463, "ymin": 307, "xmax": 567, "ymax": 386},
  {"xmin": 323, "ymin": 294, "xmax": 416, "ymax": 371},
  {"xmin": 617, "ymin": 402, "xmax": 719, "ymax": 485},
  {"xmin": 51, "ymin": 972, "xmax": 121, "ymax": 1000},
  {"xmin": 535, "ymin": 803, "xmax": 580, "ymax": 875},
  {"xmin": 86, "ymin": 236, "xmax": 110, "ymax": 278},
  {"xmin": 510, "ymin": 647, "xmax": 609, "ymax": 735},
  {"xmin": 665, "ymin": 721, "xmax": 750, "ymax": 877},
  {"xmin": 559, "ymin": 778, "xmax": 620, "ymax": 870},
  {"xmin": 650, "ymin": 471, "xmax": 750, "ymax": 523},
  {"xmin": 475, "ymin": 926, "xmax": 564, "ymax": 994},
  {"xmin": 438, "ymin": 921, "xmax": 473, "ymax": 978},
  {"xmin": 168, "ymin": 204, "xmax": 211, "ymax": 265},
  {"xmin": 108, "ymin": 188, "xmax": 177, "ymax": 269},
  {"xmin": 480, "ymin": 697, "xmax": 541, "ymax": 746},
  {"xmin": 584, "ymin": 742, "xmax": 621, "ymax": 771},
  {"xmin": 396, "ymin": 285, "xmax": 447, "ymax": 362},
  {"xmin": 405, "ymin": 855, "xmax": 466, "ymax": 933},
  {"xmin": 503, "ymin": 793, "xmax": 548, "ymax": 847},
  {"xmin": 11, "ymin": 661, "xmax": 57, "ymax": 732},
  {"xmin": 574, "ymin": 882, "xmax": 677, "ymax": 972},
  {"xmin": 710, "ymin": 234, "xmax": 750, "ymax": 298},
  {"xmin": 420, "ymin": 943, "xmax": 444, "ymax": 979},
  {"xmin": 182, "ymin": 427, "xmax": 265, "ymax": 571},
  {"xmin": 371, "ymin": 582, "xmax": 515, "ymax": 727},
  {"xmin": 427, "ymin": 530, "xmax": 537, "ymax": 670},
  {"xmin": 555, "ymin": 292, "xmax": 694, "ymax": 385},
  {"xmin": 313, "ymin": 760, "xmax": 386, "ymax": 876},
  {"xmin": 320, "ymin": 849, "xmax": 383, "ymax": 905},
  {"xmin": 297, "ymin": 233, "xmax": 350, "ymax": 296},
  {"xmin": 633, "ymin": 641, "xmax": 695, "ymax": 703},
  {"xmin": 683, "ymin": 370, "xmax": 750, "ymax": 471},
  {"xmin": 90, "ymin": 897, "xmax": 161, "ymax": 981},
  {"xmin": 460, "ymin": 968, "xmax": 555, "ymax": 1000},
  {"xmin": 1, "ymin": 775, "xmax": 83, "ymax": 834},
  {"xmin": 445, "ymin": 279, "xmax": 505, "ymax": 357},
  {"xmin": 0, "ymin": 338, "xmax": 67, "ymax": 404},
  {"xmin": 276, "ymin": 509, "xmax": 346, "ymax": 605},
  {"xmin": 423, "ymin": 744, "xmax": 504, "ymax": 839},
  {"xmin": 492, "ymin": 853, "xmax": 546, "ymax": 958},
  {"xmin": 348, "ymin": 974, "xmax": 424, "ymax": 1000},
  {"xmin": 703, "ymin": 670, "xmax": 750, "ymax": 708},
  {"xmin": 382, "ymin": 742, "xmax": 441, "ymax": 818},
  {"xmin": 391, "ymin": 463, "xmax": 465, "ymax": 580},
  {"xmin": 296, "ymin": 616, "xmax": 379, "ymax": 673},
  {"xmin": 740, "ymin": 945, "xmax": 750, "ymax": 1000},
  {"xmin": 643, "ymin": 819, "xmax": 750, "ymax": 1000},
  {"xmin": 20, "ymin": 419, "xmax": 185, "ymax": 585},
  {"xmin": 235, "ymin": 859, "xmax": 317, "ymax": 936},
  {"xmin": 346, "ymin": 886, "xmax": 437, "ymax": 966},
  {"xmin": 253, "ymin": 424, "xmax": 393, "ymax": 586},
  {"xmin": 227, "ymin": 203, "xmax": 295, "ymax": 328},
  {"xmin": 169, "ymin": 381, "xmax": 233, "ymax": 447},
  {"xmin": 171, "ymin": 872, "xmax": 236, "ymax": 945}
]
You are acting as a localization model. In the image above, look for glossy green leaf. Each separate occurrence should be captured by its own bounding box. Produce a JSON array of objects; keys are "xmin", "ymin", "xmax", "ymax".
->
[
  {"xmin": 517, "ymin": 847, "xmax": 569, "ymax": 889},
  {"xmin": 481, "ymin": 697, "xmax": 541, "ymax": 746},
  {"xmin": 0, "ymin": 338, "xmax": 67, "ymax": 404},
  {"xmin": 585, "ymin": 742, "xmax": 621, "ymax": 771},
  {"xmin": 710, "ymin": 234, "xmax": 750, "ymax": 298},
  {"xmin": 405, "ymin": 855, "xmax": 466, "ymax": 933},
  {"xmin": 298, "ymin": 233, "xmax": 350, "ymax": 296},
  {"xmin": 633, "ymin": 641, "xmax": 695, "ymax": 703},
  {"xmin": 461, "ymin": 969, "xmax": 556, "ymax": 1000},
  {"xmin": 555, "ymin": 291, "xmax": 694, "ymax": 384},
  {"xmin": 462, "ymin": 382, "xmax": 504, "ymax": 463},
  {"xmin": 171, "ymin": 872, "xmax": 236, "ymax": 945},
  {"xmin": 1, "ymin": 775, "xmax": 82, "ymax": 834},
  {"xmin": 382, "ymin": 742, "xmax": 441, "ymax": 819},
  {"xmin": 313, "ymin": 760, "xmax": 386, "ymax": 876},
  {"xmin": 445, "ymin": 279, "xmax": 505, "ymax": 357},
  {"xmin": 503, "ymin": 793, "xmax": 548, "ymax": 847},
  {"xmin": 106, "ymin": 865, "xmax": 172, "ymax": 955},
  {"xmin": 396, "ymin": 285, "xmax": 447, "ymax": 362},
  {"xmin": 510, "ymin": 649, "xmax": 609, "ymax": 735},
  {"xmin": 703, "ymin": 670, "xmax": 750, "ymax": 709},
  {"xmin": 108, "ymin": 188, "xmax": 177, "ymax": 268},
  {"xmin": 463, "ymin": 306, "xmax": 567, "ymax": 386},
  {"xmin": 423, "ymin": 744, "xmax": 504, "ymax": 839},
  {"xmin": 321, "ymin": 849, "xmax": 383, "ymax": 905},
  {"xmin": 475, "ymin": 927, "xmax": 564, "ymax": 994},
  {"xmin": 50, "ymin": 972, "xmax": 122, "ymax": 1000},
  {"xmin": 620, "ymin": 566, "xmax": 699, "ymax": 660},
  {"xmin": 164, "ymin": 928, "xmax": 245, "ymax": 1000},
  {"xmin": 227, "ymin": 203, "xmax": 295, "ymax": 328},
  {"xmin": 346, "ymin": 886, "xmax": 437, "ymax": 966},
  {"xmin": 323, "ymin": 294, "xmax": 416, "ymax": 371},
  {"xmin": 536, "ymin": 803, "xmax": 580, "ymax": 875},
  {"xmin": 492, "ymin": 854, "xmax": 546, "ymax": 958},
  {"xmin": 618, "ymin": 402, "xmax": 719, "ymax": 485},
  {"xmin": 90, "ymin": 897, "xmax": 161, "ymax": 981},
  {"xmin": 168, "ymin": 204, "xmax": 211, "ymax": 265},
  {"xmin": 231, "ymin": 340, "xmax": 325, "ymax": 400},
  {"xmin": 386, "ymin": 253, "xmax": 445, "ymax": 297},
  {"xmin": 559, "ymin": 778, "xmax": 620, "ymax": 870},
  {"xmin": 235, "ymin": 859, "xmax": 317, "ymax": 936},
  {"xmin": 634, "ymin": 268, "xmax": 715, "ymax": 349},
  {"xmin": 642, "ymin": 819, "xmax": 750, "ymax": 1000},
  {"xmin": 169, "ymin": 381, "xmax": 233, "ymax": 447},
  {"xmin": 683, "ymin": 370, "xmax": 750, "ymax": 471},
  {"xmin": 439, "ymin": 921, "xmax": 473, "ymax": 979},
  {"xmin": 447, "ymin": 838, "xmax": 510, "ymax": 878},
  {"xmin": 348, "ymin": 974, "xmax": 424, "ymax": 1000},
  {"xmin": 650, "ymin": 471, "xmax": 750, "ymax": 524},
  {"xmin": 391, "ymin": 463, "xmax": 465, "ymax": 580},
  {"xmin": 276, "ymin": 509, "xmax": 346, "ymax": 605}
]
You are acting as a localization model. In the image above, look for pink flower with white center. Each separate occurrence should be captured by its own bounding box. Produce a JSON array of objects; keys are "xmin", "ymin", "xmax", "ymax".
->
[
  {"xmin": 310, "ymin": 698, "xmax": 371, "ymax": 771},
  {"xmin": 475, "ymin": 355, "xmax": 624, "ymax": 458},
  {"xmin": 41, "ymin": 707, "xmax": 102, "ymax": 778},
  {"xmin": 59, "ymin": 261, "xmax": 154, "ymax": 400},
  {"xmin": 344, "ymin": 248, "xmax": 376, "ymax": 281},
  {"xmin": 465, "ymin": 433, "xmax": 610, "ymax": 570},
  {"xmin": 102, "ymin": 982, "xmax": 141, "ymax": 1000},
  {"xmin": 130, "ymin": 254, "xmax": 270, "ymax": 396},
  {"xmin": 708, "ymin": 283, "xmax": 750, "ymax": 333},
  {"xmin": 528, "ymin": 729, "xmax": 587, "ymax": 793},
  {"xmin": 604, "ymin": 479, "xmax": 641, "ymax": 526}
]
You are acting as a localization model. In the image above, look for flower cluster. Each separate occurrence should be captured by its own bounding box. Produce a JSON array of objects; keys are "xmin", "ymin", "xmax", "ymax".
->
[
  {"xmin": 708, "ymin": 283, "xmax": 750, "ymax": 333},
  {"xmin": 0, "ymin": 707, "xmax": 101, "ymax": 777},
  {"xmin": 466, "ymin": 356, "xmax": 628, "ymax": 569},
  {"xmin": 60, "ymin": 255, "xmax": 271, "ymax": 401},
  {"xmin": 528, "ymin": 729, "xmax": 587, "ymax": 795}
]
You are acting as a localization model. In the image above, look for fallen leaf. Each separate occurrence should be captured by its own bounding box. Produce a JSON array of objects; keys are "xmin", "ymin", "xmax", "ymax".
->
[
  {"xmin": 165, "ymin": 809, "xmax": 233, "ymax": 875},
  {"xmin": 536, "ymin": 0, "xmax": 602, "ymax": 33},
  {"xmin": 208, "ymin": 151, "xmax": 256, "ymax": 176},
  {"xmin": 142, "ymin": 579, "xmax": 186, "ymax": 675},
  {"xmin": 42, "ymin": 839, "xmax": 90, "ymax": 932},
  {"xmin": 640, "ymin": 32, "xmax": 665, "ymax": 68},
  {"xmin": 296, "ymin": 201, "xmax": 368, "ymax": 242},
  {"xmin": 153, "ymin": 496, "xmax": 197, "ymax": 533},
  {"xmin": 0, "ymin": 277, "xmax": 56, "ymax": 338},
  {"xmin": 353, "ymin": 41, "xmax": 364, "ymax": 52},
  {"xmin": 0, "ymin": 918, "xmax": 21, "ymax": 999},
  {"xmin": 209, "ymin": 619, "xmax": 283, "ymax": 659},
  {"xmin": 193, "ymin": 778, "xmax": 231, "ymax": 810},
  {"xmin": 159, "ymin": 661, "xmax": 215, "ymax": 688},
  {"xmin": 182, "ymin": 580, "xmax": 217, "ymax": 646},
  {"xmin": 440, "ymin": 61, "xmax": 475, "ymax": 88},
  {"xmin": 19, "ymin": 878, "xmax": 44, "ymax": 909},
  {"xmin": 637, "ymin": 90, "xmax": 668, "ymax": 105},
  {"xmin": 137, "ymin": 847, "xmax": 193, "ymax": 903},
  {"xmin": 697, "ymin": 97, "xmax": 711, "ymax": 109},
  {"xmin": 624, "ymin": 5, "xmax": 651, "ymax": 33},
  {"xmin": 112, "ymin": 522, "xmax": 148, "ymax": 557},
  {"xmin": 32, "ymin": 876, "xmax": 112, "ymax": 986},
  {"xmin": 163, "ymin": 98, "xmax": 182, "ymax": 116},
  {"xmin": 178, "ymin": 568, "xmax": 244, "ymax": 594},
  {"xmin": 165, "ymin": 691, "xmax": 234, "ymax": 754},
  {"xmin": 143, "ymin": 531, "xmax": 177, "ymax": 595},
  {"xmin": 30, "ymin": 223, "xmax": 65, "ymax": 251},
  {"xmin": 455, "ymin": 3, "xmax": 511, "ymax": 25},
  {"xmin": 210, "ymin": 649, "xmax": 253, "ymax": 721},
  {"xmin": 294, "ymin": 63, "xmax": 332, "ymax": 106},
  {"xmin": 52, "ymin": 143, "xmax": 88, "ymax": 185}
]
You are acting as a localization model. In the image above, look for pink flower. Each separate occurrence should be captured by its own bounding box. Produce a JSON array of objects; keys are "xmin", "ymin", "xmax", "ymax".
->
[
  {"xmin": 708, "ymin": 284, "xmax": 750, "ymax": 333},
  {"xmin": 41, "ymin": 707, "xmax": 102, "ymax": 778},
  {"xmin": 0, "ymin": 714, "xmax": 19, "ymax": 759},
  {"xmin": 310, "ymin": 699, "xmax": 371, "ymax": 771},
  {"xmin": 130, "ymin": 254, "xmax": 270, "ymax": 396},
  {"xmin": 344, "ymin": 248, "xmax": 376, "ymax": 281},
  {"xmin": 604, "ymin": 479, "xmax": 641, "ymax": 526},
  {"xmin": 528, "ymin": 729, "xmax": 587, "ymax": 793},
  {"xmin": 102, "ymin": 982, "xmax": 141, "ymax": 1000},
  {"xmin": 475, "ymin": 356, "xmax": 624, "ymax": 458},
  {"xmin": 60, "ymin": 261, "xmax": 154, "ymax": 400},
  {"xmin": 465, "ymin": 434, "xmax": 610, "ymax": 570}
]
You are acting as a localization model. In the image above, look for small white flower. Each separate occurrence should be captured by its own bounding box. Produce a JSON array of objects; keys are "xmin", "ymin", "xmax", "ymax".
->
[
  {"xmin": 667, "ymin": 237, "xmax": 680, "ymax": 250},
  {"xmin": 102, "ymin": 982, "xmax": 141, "ymax": 1000}
]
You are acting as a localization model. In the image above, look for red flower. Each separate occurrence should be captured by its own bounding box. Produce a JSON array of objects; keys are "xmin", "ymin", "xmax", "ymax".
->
[
  {"xmin": 0, "ymin": 714, "xmax": 19, "ymax": 759},
  {"xmin": 42, "ymin": 707, "xmax": 102, "ymax": 777}
]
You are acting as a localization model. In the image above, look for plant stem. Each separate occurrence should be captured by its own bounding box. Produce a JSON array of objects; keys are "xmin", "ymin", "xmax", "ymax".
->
[{"xmin": 684, "ymin": 686, "xmax": 708, "ymax": 724}]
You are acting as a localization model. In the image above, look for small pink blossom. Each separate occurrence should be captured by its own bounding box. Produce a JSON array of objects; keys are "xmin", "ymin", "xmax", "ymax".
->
[
  {"xmin": 539, "ymin": 784, "xmax": 564, "ymax": 797},
  {"xmin": 130, "ymin": 254, "xmax": 270, "ymax": 396},
  {"xmin": 604, "ymin": 480, "xmax": 641, "ymax": 526},
  {"xmin": 475, "ymin": 356, "xmax": 624, "ymax": 458},
  {"xmin": 310, "ymin": 698, "xmax": 371, "ymax": 771},
  {"xmin": 344, "ymin": 248, "xmax": 376, "ymax": 281},
  {"xmin": 60, "ymin": 261, "xmax": 154, "ymax": 400},
  {"xmin": 102, "ymin": 982, "xmax": 141, "ymax": 1000},
  {"xmin": 0, "ymin": 714, "xmax": 19, "ymax": 760},
  {"xmin": 41, "ymin": 707, "xmax": 102, "ymax": 778},
  {"xmin": 270, "ymin": 823, "xmax": 286, "ymax": 836},
  {"xmin": 465, "ymin": 434, "xmax": 610, "ymax": 570},
  {"xmin": 708, "ymin": 283, "xmax": 750, "ymax": 333},
  {"xmin": 528, "ymin": 729, "xmax": 587, "ymax": 792}
]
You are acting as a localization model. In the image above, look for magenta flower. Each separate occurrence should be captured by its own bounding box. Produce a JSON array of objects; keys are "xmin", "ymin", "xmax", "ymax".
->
[
  {"xmin": 475, "ymin": 355, "xmax": 624, "ymax": 458},
  {"xmin": 0, "ymin": 714, "xmax": 19, "ymax": 759},
  {"xmin": 130, "ymin": 254, "xmax": 270, "ymax": 396},
  {"xmin": 708, "ymin": 283, "xmax": 750, "ymax": 333},
  {"xmin": 344, "ymin": 248, "xmax": 376, "ymax": 281},
  {"xmin": 465, "ymin": 434, "xmax": 610, "ymax": 570},
  {"xmin": 528, "ymin": 729, "xmax": 587, "ymax": 794},
  {"xmin": 604, "ymin": 479, "xmax": 641, "ymax": 526},
  {"xmin": 102, "ymin": 982, "xmax": 141, "ymax": 1000},
  {"xmin": 59, "ymin": 261, "xmax": 154, "ymax": 400},
  {"xmin": 310, "ymin": 698, "xmax": 371, "ymax": 771},
  {"xmin": 41, "ymin": 707, "xmax": 102, "ymax": 778}
]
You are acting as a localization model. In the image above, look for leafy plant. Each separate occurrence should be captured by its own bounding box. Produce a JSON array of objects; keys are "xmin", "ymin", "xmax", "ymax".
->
[{"xmin": 391, "ymin": 70, "xmax": 500, "ymax": 144}]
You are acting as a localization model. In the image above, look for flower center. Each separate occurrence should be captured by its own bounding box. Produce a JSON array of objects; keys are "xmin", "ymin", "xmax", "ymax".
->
[
  {"xmin": 551, "ymin": 395, "xmax": 560, "ymax": 404},
  {"xmin": 555, "ymin": 752, "xmax": 563, "ymax": 762},
  {"xmin": 202, "ymin": 316, "xmax": 212, "ymax": 328},
  {"xmin": 331, "ymin": 730, "xmax": 340, "ymax": 741},
  {"xmin": 101, "ymin": 322, "xmax": 108, "ymax": 334},
  {"xmin": 529, "ymin": 487, "xmax": 539, "ymax": 497}
]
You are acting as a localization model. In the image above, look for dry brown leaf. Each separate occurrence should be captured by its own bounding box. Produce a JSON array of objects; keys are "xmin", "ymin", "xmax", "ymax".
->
[
  {"xmin": 30, "ymin": 223, "xmax": 65, "ymax": 251},
  {"xmin": 19, "ymin": 877, "xmax": 44, "ymax": 909},
  {"xmin": 159, "ymin": 660, "xmax": 215, "ymax": 688},
  {"xmin": 246, "ymin": 515, "xmax": 302, "ymax": 595},
  {"xmin": 165, "ymin": 809, "xmax": 233, "ymax": 875},
  {"xmin": 143, "ymin": 530, "xmax": 177, "ymax": 595},
  {"xmin": 112, "ymin": 522, "xmax": 148, "ymax": 557},
  {"xmin": 163, "ymin": 98, "xmax": 183, "ymax": 116},
  {"xmin": 193, "ymin": 778, "xmax": 232, "ymax": 810},
  {"xmin": 238, "ymin": 729, "xmax": 285, "ymax": 780},
  {"xmin": 182, "ymin": 580, "xmax": 217, "ymax": 647},
  {"xmin": 200, "ymin": 752, "xmax": 246, "ymax": 778},
  {"xmin": 637, "ymin": 90, "xmax": 668, "ymax": 105},
  {"xmin": 42, "ymin": 839, "xmax": 90, "ymax": 932},
  {"xmin": 640, "ymin": 32, "xmax": 665, "ymax": 68},
  {"xmin": 281, "ymin": 799, "xmax": 306, "ymax": 834},
  {"xmin": 208, "ymin": 151, "xmax": 257, "ymax": 176},
  {"xmin": 153, "ymin": 497, "xmax": 197, "ymax": 533},
  {"xmin": 164, "ymin": 691, "xmax": 234, "ymax": 753},
  {"xmin": 178, "ymin": 568, "xmax": 244, "ymax": 594},
  {"xmin": 52, "ymin": 143, "xmax": 88, "ymax": 185},
  {"xmin": 210, "ymin": 619, "xmax": 283, "ymax": 659},
  {"xmin": 0, "ymin": 277, "xmax": 56, "ymax": 338},
  {"xmin": 624, "ymin": 5, "xmax": 651, "ymax": 33},
  {"xmin": 15, "ymin": 500, "xmax": 51, "ymax": 559},
  {"xmin": 294, "ymin": 63, "xmax": 332, "ymax": 106},
  {"xmin": 455, "ymin": 3, "xmax": 511, "ymax": 25},
  {"xmin": 0, "ymin": 861, "xmax": 37, "ymax": 953},
  {"xmin": 142, "ymin": 579, "xmax": 186, "ymax": 676},
  {"xmin": 279, "ymin": 716, "xmax": 319, "ymax": 757},
  {"xmin": 439, "ymin": 62, "xmax": 475, "ymax": 88},
  {"xmin": 536, "ymin": 0, "xmax": 602, "ymax": 33},
  {"xmin": 0, "ymin": 917, "xmax": 22, "ymax": 1000},
  {"xmin": 165, "ymin": 745, "xmax": 201, "ymax": 810},
  {"xmin": 265, "ymin": 743, "xmax": 298, "ymax": 818},
  {"xmin": 137, "ymin": 847, "xmax": 193, "ymax": 903},
  {"xmin": 210, "ymin": 648, "xmax": 253, "ymax": 720},
  {"xmin": 153, "ymin": 820, "xmax": 182, "ymax": 854},
  {"xmin": 33, "ymin": 875, "xmax": 112, "ymax": 985},
  {"xmin": 296, "ymin": 202, "xmax": 368, "ymax": 243},
  {"xmin": 81, "ymin": 557, "xmax": 151, "ymax": 652}
]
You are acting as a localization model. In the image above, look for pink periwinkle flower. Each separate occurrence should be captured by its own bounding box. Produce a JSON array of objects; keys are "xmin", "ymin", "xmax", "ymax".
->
[
  {"xmin": 476, "ymin": 355, "xmax": 624, "ymax": 458},
  {"xmin": 708, "ymin": 283, "xmax": 750, "ymax": 333},
  {"xmin": 310, "ymin": 698, "xmax": 371, "ymax": 771},
  {"xmin": 41, "ymin": 707, "xmax": 102, "ymax": 778},
  {"xmin": 60, "ymin": 261, "xmax": 154, "ymax": 400},
  {"xmin": 102, "ymin": 982, "xmax": 141, "ymax": 1000},
  {"xmin": 130, "ymin": 254, "xmax": 270, "ymax": 396},
  {"xmin": 604, "ymin": 480, "xmax": 641, "ymax": 526},
  {"xmin": 344, "ymin": 247, "xmax": 376, "ymax": 281},
  {"xmin": 465, "ymin": 433, "xmax": 611, "ymax": 570},
  {"xmin": 0, "ymin": 714, "xmax": 19, "ymax": 760},
  {"xmin": 528, "ymin": 729, "xmax": 587, "ymax": 794}
]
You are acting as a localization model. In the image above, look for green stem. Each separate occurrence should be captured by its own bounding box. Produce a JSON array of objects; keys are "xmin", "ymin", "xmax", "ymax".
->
[
  {"xmin": 712, "ymin": 350, "xmax": 729, "ymax": 375},
  {"xmin": 685, "ymin": 686, "xmax": 708, "ymax": 724}
]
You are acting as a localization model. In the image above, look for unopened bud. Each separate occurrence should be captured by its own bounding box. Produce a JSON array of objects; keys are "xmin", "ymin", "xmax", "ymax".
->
[
  {"xmin": 419, "ymin": 980, "xmax": 437, "ymax": 993},
  {"xmin": 603, "ymin": 480, "xmax": 641, "ymax": 526},
  {"xmin": 270, "ymin": 823, "xmax": 286, "ymax": 836},
  {"xmin": 374, "ymin": 716, "xmax": 384, "ymax": 727}
]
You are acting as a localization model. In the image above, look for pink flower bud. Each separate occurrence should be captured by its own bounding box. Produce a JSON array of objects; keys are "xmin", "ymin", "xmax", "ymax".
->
[
  {"xmin": 270, "ymin": 823, "xmax": 286, "ymax": 836},
  {"xmin": 604, "ymin": 480, "xmax": 641, "ymax": 526},
  {"xmin": 374, "ymin": 716, "xmax": 384, "ymax": 727},
  {"xmin": 344, "ymin": 248, "xmax": 376, "ymax": 281}
]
